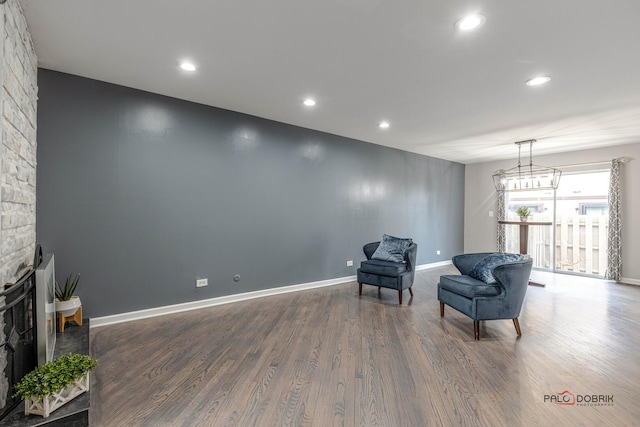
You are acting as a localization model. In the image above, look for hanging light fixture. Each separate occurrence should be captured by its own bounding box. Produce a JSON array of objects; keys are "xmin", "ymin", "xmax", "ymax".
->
[{"xmin": 492, "ymin": 139, "xmax": 561, "ymax": 192}]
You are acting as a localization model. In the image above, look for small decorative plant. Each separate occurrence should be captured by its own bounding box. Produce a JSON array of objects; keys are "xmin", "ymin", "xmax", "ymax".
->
[
  {"xmin": 55, "ymin": 274, "xmax": 80, "ymax": 301},
  {"xmin": 516, "ymin": 206, "xmax": 531, "ymax": 219},
  {"xmin": 13, "ymin": 353, "xmax": 97, "ymax": 402}
]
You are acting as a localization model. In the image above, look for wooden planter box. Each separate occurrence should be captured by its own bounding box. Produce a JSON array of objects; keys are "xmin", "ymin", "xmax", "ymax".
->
[{"xmin": 24, "ymin": 373, "xmax": 90, "ymax": 418}]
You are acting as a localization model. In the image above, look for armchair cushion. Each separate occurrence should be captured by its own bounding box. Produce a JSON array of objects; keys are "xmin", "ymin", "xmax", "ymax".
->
[
  {"xmin": 469, "ymin": 253, "xmax": 525, "ymax": 284},
  {"xmin": 371, "ymin": 234, "xmax": 413, "ymax": 263},
  {"xmin": 439, "ymin": 274, "xmax": 502, "ymax": 298},
  {"xmin": 360, "ymin": 259, "xmax": 408, "ymax": 276}
]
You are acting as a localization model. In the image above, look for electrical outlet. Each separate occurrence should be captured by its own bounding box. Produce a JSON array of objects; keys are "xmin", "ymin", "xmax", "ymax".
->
[
  {"xmin": 489, "ymin": 210, "xmax": 494, "ymax": 217},
  {"xmin": 196, "ymin": 278, "xmax": 208, "ymax": 288},
  {"xmin": 436, "ymin": 250, "xmax": 441, "ymax": 255},
  {"xmin": 346, "ymin": 260, "xmax": 353, "ymax": 267}
]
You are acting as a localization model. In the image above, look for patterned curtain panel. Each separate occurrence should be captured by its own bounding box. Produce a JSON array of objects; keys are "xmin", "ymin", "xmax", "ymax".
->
[
  {"xmin": 605, "ymin": 158, "xmax": 625, "ymax": 281},
  {"xmin": 497, "ymin": 190, "xmax": 506, "ymax": 252}
]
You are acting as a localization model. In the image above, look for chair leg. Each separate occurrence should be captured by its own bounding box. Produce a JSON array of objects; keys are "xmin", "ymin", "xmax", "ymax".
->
[
  {"xmin": 474, "ymin": 320, "xmax": 480, "ymax": 340},
  {"xmin": 408, "ymin": 287, "xmax": 414, "ymax": 297},
  {"xmin": 358, "ymin": 283, "xmax": 362, "ymax": 295},
  {"xmin": 439, "ymin": 302, "xmax": 444, "ymax": 317},
  {"xmin": 398, "ymin": 290, "xmax": 402, "ymax": 304},
  {"xmin": 513, "ymin": 318, "xmax": 522, "ymax": 336}
]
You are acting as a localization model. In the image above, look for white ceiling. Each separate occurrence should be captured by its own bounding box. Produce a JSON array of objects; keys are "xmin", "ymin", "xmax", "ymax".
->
[{"xmin": 19, "ymin": 0, "xmax": 640, "ymax": 164}]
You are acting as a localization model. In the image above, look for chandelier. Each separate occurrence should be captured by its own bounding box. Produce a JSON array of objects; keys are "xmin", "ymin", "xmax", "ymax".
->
[{"xmin": 492, "ymin": 139, "xmax": 561, "ymax": 192}]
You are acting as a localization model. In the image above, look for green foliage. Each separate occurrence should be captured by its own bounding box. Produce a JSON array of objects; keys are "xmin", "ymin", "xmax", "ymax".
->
[
  {"xmin": 516, "ymin": 206, "xmax": 531, "ymax": 218},
  {"xmin": 55, "ymin": 274, "xmax": 80, "ymax": 301},
  {"xmin": 13, "ymin": 353, "xmax": 97, "ymax": 401}
]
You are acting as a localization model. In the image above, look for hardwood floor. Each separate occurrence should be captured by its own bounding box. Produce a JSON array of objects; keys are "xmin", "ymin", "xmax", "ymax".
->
[{"xmin": 90, "ymin": 267, "xmax": 640, "ymax": 426}]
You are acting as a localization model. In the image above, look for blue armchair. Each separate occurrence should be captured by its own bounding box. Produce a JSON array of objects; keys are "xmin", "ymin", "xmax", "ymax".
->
[
  {"xmin": 357, "ymin": 241, "xmax": 418, "ymax": 304},
  {"xmin": 438, "ymin": 252, "xmax": 532, "ymax": 340}
]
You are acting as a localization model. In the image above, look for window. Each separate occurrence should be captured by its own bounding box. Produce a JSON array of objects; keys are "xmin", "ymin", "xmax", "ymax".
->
[
  {"xmin": 580, "ymin": 203, "xmax": 608, "ymax": 216},
  {"xmin": 507, "ymin": 204, "xmax": 544, "ymax": 214}
]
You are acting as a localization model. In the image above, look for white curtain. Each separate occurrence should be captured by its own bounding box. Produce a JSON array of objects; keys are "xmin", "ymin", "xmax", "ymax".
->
[
  {"xmin": 497, "ymin": 191, "xmax": 506, "ymax": 252},
  {"xmin": 605, "ymin": 158, "xmax": 628, "ymax": 281}
]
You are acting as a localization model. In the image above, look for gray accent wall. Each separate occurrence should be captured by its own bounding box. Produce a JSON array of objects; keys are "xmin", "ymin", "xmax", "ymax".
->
[{"xmin": 36, "ymin": 69, "xmax": 464, "ymax": 317}]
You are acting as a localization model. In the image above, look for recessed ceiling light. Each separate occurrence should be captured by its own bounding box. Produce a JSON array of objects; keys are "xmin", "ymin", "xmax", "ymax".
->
[
  {"xmin": 378, "ymin": 121, "xmax": 390, "ymax": 129},
  {"xmin": 525, "ymin": 76, "xmax": 551, "ymax": 86},
  {"xmin": 180, "ymin": 62, "xmax": 196, "ymax": 71},
  {"xmin": 303, "ymin": 98, "xmax": 316, "ymax": 107},
  {"xmin": 455, "ymin": 14, "xmax": 486, "ymax": 31}
]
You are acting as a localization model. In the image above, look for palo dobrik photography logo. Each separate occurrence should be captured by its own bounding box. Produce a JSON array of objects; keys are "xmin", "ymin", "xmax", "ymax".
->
[{"xmin": 544, "ymin": 390, "xmax": 614, "ymax": 407}]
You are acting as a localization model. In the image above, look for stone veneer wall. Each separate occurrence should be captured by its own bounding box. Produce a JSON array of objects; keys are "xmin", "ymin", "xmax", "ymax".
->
[
  {"xmin": 0, "ymin": 0, "xmax": 38, "ymax": 285},
  {"xmin": 0, "ymin": 0, "xmax": 37, "ymax": 411}
]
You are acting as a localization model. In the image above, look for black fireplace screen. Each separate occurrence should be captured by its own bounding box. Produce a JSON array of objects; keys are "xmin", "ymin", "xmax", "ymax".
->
[{"xmin": 0, "ymin": 269, "xmax": 37, "ymax": 420}]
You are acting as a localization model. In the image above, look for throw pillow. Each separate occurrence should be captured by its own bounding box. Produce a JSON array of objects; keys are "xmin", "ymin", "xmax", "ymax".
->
[
  {"xmin": 371, "ymin": 234, "xmax": 413, "ymax": 263},
  {"xmin": 469, "ymin": 253, "xmax": 525, "ymax": 284}
]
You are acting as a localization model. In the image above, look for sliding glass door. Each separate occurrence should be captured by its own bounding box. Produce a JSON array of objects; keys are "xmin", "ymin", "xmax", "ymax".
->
[{"xmin": 505, "ymin": 170, "xmax": 610, "ymax": 277}]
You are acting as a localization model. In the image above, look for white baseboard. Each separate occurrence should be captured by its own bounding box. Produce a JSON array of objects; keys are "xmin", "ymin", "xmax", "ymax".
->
[
  {"xmin": 619, "ymin": 277, "xmax": 640, "ymax": 286},
  {"xmin": 416, "ymin": 260, "xmax": 452, "ymax": 270},
  {"xmin": 90, "ymin": 260, "xmax": 452, "ymax": 328}
]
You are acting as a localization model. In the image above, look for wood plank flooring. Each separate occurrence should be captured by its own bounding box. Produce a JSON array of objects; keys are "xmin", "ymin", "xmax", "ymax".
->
[{"xmin": 90, "ymin": 267, "xmax": 640, "ymax": 426}]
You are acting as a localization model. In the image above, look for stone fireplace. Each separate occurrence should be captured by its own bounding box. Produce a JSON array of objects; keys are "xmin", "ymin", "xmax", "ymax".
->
[{"xmin": 0, "ymin": 0, "xmax": 38, "ymax": 420}]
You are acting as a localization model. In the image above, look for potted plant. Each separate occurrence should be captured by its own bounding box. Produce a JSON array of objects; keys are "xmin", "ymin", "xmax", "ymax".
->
[
  {"xmin": 516, "ymin": 206, "xmax": 531, "ymax": 221},
  {"xmin": 13, "ymin": 353, "xmax": 97, "ymax": 418},
  {"xmin": 55, "ymin": 273, "xmax": 81, "ymax": 317}
]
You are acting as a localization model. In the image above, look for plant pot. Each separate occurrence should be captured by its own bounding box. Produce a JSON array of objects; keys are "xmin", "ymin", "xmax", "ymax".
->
[
  {"xmin": 24, "ymin": 373, "xmax": 90, "ymax": 418},
  {"xmin": 519, "ymin": 216, "xmax": 528, "ymax": 222},
  {"xmin": 55, "ymin": 296, "xmax": 82, "ymax": 317}
]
